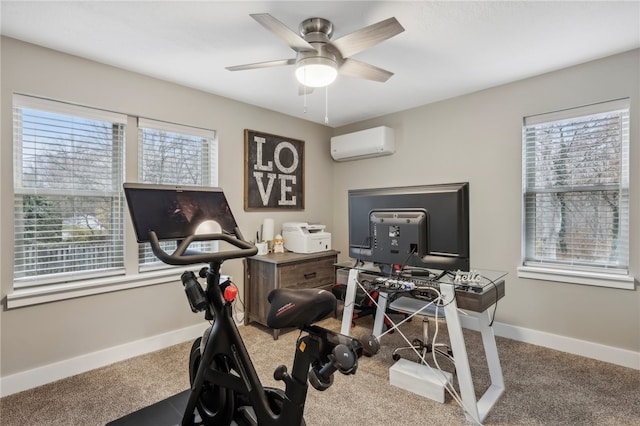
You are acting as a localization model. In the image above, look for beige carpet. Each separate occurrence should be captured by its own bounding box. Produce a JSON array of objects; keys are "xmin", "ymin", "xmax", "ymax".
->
[{"xmin": 1, "ymin": 315, "xmax": 639, "ymax": 425}]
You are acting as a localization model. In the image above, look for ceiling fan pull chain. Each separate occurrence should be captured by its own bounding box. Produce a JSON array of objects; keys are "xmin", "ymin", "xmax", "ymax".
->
[
  {"xmin": 303, "ymin": 85, "xmax": 308, "ymax": 114},
  {"xmin": 325, "ymin": 86, "xmax": 329, "ymax": 124}
]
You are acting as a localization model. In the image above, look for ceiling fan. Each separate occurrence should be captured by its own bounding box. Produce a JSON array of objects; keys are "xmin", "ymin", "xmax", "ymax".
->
[{"xmin": 226, "ymin": 13, "xmax": 405, "ymax": 89}]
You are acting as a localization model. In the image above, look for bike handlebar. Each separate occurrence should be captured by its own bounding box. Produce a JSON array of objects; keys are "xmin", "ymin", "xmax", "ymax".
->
[{"xmin": 148, "ymin": 228, "xmax": 258, "ymax": 265}]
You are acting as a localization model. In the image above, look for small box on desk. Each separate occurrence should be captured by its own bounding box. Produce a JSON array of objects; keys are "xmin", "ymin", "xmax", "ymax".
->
[{"xmin": 389, "ymin": 358, "xmax": 453, "ymax": 403}]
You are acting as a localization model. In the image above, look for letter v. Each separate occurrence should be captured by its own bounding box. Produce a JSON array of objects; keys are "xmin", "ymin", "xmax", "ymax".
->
[{"xmin": 253, "ymin": 172, "xmax": 277, "ymax": 206}]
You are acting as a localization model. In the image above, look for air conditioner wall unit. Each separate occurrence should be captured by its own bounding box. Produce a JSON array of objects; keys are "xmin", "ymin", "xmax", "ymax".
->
[{"xmin": 330, "ymin": 126, "xmax": 395, "ymax": 162}]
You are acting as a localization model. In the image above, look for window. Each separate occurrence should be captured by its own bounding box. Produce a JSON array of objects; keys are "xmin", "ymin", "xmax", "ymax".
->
[
  {"xmin": 13, "ymin": 95, "xmax": 126, "ymax": 287},
  {"xmin": 519, "ymin": 99, "xmax": 632, "ymax": 289},
  {"xmin": 11, "ymin": 95, "xmax": 218, "ymax": 303},
  {"xmin": 137, "ymin": 118, "xmax": 217, "ymax": 268}
]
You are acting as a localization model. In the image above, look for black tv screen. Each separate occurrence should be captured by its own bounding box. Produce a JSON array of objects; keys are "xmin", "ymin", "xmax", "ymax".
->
[
  {"xmin": 123, "ymin": 183, "xmax": 238, "ymax": 243},
  {"xmin": 348, "ymin": 182, "xmax": 470, "ymax": 272}
]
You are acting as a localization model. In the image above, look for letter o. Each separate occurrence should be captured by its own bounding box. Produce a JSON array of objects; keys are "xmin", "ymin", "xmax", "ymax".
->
[{"xmin": 274, "ymin": 142, "xmax": 299, "ymax": 174}]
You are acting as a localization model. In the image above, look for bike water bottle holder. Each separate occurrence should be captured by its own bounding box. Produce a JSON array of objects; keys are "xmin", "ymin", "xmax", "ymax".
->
[{"xmin": 181, "ymin": 271, "xmax": 207, "ymax": 313}]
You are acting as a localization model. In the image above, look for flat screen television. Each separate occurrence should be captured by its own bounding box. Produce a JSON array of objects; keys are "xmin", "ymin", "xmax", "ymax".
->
[{"xmin": 348, "ymin": 182, "xmax": 470, "ymax": 273}]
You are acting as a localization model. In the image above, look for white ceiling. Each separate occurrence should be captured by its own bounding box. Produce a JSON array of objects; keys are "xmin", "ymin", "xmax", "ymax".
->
[{"xmin": 2, "ymin": 1, "xmax": 639, "ymax": 127}]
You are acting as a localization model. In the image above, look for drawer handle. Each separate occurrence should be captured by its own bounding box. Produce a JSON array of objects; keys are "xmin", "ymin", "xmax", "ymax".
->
[{"xmin": 304, "ymin": 272, "xmax": 317, "ymax": 280}]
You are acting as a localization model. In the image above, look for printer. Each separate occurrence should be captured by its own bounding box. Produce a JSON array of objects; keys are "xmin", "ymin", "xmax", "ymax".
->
[{"xmin": 282, "ymin": 222, "xmax": 332, "ymax": 254}]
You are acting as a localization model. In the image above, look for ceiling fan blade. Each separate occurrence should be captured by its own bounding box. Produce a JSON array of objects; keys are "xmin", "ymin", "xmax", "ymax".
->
[
  {"xmin": 226, "ymin": 58, "xmax": 295, "ymax": 71},
  {"xmin": 250, "ymin": 13, "xmax": 316, "ymax": 53},
  {"xmin": 332, "ymin": 17, "xmax": 404, "ymax": 58},
  {"xmin": 338, "ymin": 58, "xmax": 394, "ymax": 82}
]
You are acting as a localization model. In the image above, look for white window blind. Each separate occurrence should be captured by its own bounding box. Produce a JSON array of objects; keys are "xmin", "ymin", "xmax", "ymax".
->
[
  {"xmin": 522, "ymin": 99, "xmax": 630, "ymax": 276},
  {"xmin": 138, "ymin": 118, "xmax": 218, "ymax": 267},
  {"xmin": 13, "ymin": 95, "xmax": 126, "ymax": 286}
]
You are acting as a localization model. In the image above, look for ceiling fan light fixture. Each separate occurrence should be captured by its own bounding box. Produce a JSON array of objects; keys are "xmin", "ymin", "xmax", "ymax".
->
[{"xmin": 295, "ymin": 57, "xmax": 337, "ymax": 88}]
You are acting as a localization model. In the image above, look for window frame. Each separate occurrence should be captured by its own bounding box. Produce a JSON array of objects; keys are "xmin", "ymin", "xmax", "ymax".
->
[
  {"xmin": 7, "ymin": 95, "xmax": 219, "ymax": 308},
  {"xmin": 517, "ymin": 99, "xmax": 634, "ymax": 290}
]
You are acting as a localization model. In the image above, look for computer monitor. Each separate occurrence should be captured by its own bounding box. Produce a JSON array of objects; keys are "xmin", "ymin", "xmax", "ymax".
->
[
  {"xmin": 369, "ymin": 209, "xmax": 428, "ymax": 266},
  {"xmin": 123, "ymin": 183, "xmax": 238, "ymax": 243},
  {"xmin": 348, "ymin": 182, "xmax": 470, "ymax": 272}
]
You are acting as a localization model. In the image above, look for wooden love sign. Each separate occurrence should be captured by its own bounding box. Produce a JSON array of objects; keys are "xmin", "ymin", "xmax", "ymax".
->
[{"xmin": 244, "ymin": 129, "xmax": 304, "ymax": 211}]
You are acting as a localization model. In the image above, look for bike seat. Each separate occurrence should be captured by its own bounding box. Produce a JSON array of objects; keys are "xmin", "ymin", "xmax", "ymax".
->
[{"xmin": 267, "ymin": 288, "xmax": 336, "ymax": 329}]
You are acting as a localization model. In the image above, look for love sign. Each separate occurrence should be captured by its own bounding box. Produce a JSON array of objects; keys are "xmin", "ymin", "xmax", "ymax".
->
[{"xmin": 244, "ymin": 129, "xmax": 305, "ymax": 211}]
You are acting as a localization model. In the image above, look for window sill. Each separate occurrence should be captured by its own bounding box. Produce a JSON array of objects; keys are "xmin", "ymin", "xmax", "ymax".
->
[
  {"xmin": 6, "ymin": 269, "xmax": 182, "ymax": 309},
  {"xmin": 517, "ymin": 266, "xmax": 636, "ymax": 290}
]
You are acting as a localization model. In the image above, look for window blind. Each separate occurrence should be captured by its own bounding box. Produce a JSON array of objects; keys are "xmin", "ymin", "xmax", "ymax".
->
[
  {"xmin": 137, "ymin": 118, "xmax": 218, "ymax": 267},
  {"xmin": 522, "ymin": 99, "xmax": 630, "ymax": 273},
  {"xmin": 13, "ymin": 95, "xmax": 126, "ymax": 286}
]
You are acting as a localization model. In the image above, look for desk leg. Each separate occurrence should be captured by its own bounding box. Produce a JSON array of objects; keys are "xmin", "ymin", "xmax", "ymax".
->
[
  {"xmin": 474, "ymin": 310, "xmax": 505, "ymax": 419},
  {"xmin": 340, "ymin": 269, "xmax": 359, "ymax": 335},
  {"xmin": 372, "ymin": 292, "xmax": 388, "ymax": 338},
  {"xmin": 440, "ymin": 284, "xmax": 504, "ymax": 425},
  {"xmin": 440, "ymin": 284, "xmax": 480, "ymax": 423}
]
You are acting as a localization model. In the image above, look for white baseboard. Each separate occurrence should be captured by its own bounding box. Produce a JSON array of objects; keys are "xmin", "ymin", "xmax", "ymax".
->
[
  {"xmin": 1, "ymin": 320, "xmax": 637, "ymax": 398},
  {"xmin": 0, "ymin": 323, "xmax": 207, "ymax": 397},
  {"xmin": 492, "ymin": 322, "xmax": 640, "ymax": 370}
]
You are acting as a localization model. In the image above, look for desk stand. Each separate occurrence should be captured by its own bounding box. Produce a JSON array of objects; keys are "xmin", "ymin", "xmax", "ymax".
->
[
  {"xmin": 340, "ymin": 268, "xmax": 360, "ymax": 335},
  {"xmin": 439, "ymin": 283, "xmax": 504, "ymax": 424},
  {"xmin": 340, "ymin": 268, "xmax": 505, "ymax": 425},
  {"xmin": 340, "ymin": 268, "xmax": 393, "ymax": 336}
]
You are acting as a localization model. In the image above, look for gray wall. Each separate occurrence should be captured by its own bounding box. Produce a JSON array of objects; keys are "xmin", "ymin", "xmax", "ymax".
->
[
  {"xmin": 1, "ymin": 36, "xmax": 638, "ymax": 384},
  {"xmin": 0, "ymin": 37, "xmax": 333, "ymax": 377},
  {"xmin": 331, "ymin": 49, "xmax": 640, "ymax": 354}
]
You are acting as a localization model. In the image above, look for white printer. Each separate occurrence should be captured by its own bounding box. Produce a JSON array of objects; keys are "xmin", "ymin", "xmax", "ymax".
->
[{"xmin": 282, "ymin": 222, "xmax": 332, "ymax": 254}]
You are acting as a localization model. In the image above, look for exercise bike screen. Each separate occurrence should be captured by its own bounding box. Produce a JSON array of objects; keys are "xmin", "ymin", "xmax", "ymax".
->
[{"xmin": 124, "ymin": 183, "xmax": 239, "ymax": 243}]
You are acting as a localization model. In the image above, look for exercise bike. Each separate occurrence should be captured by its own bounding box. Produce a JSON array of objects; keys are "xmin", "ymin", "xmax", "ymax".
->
[{"xmin": 121, "ymin": 183, "xmax": 365, "ymax": 426}]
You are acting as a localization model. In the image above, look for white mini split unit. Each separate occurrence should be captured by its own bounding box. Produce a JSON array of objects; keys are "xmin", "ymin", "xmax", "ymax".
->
[{"xmin": 330, "ymin": 126, "xmax": 395, "ymax": 162}]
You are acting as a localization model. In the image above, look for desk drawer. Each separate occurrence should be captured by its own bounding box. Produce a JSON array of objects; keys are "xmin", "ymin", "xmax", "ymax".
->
[{"xmin": 278, "ymin": 257, "xmax": 336, "ymax": 290}]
